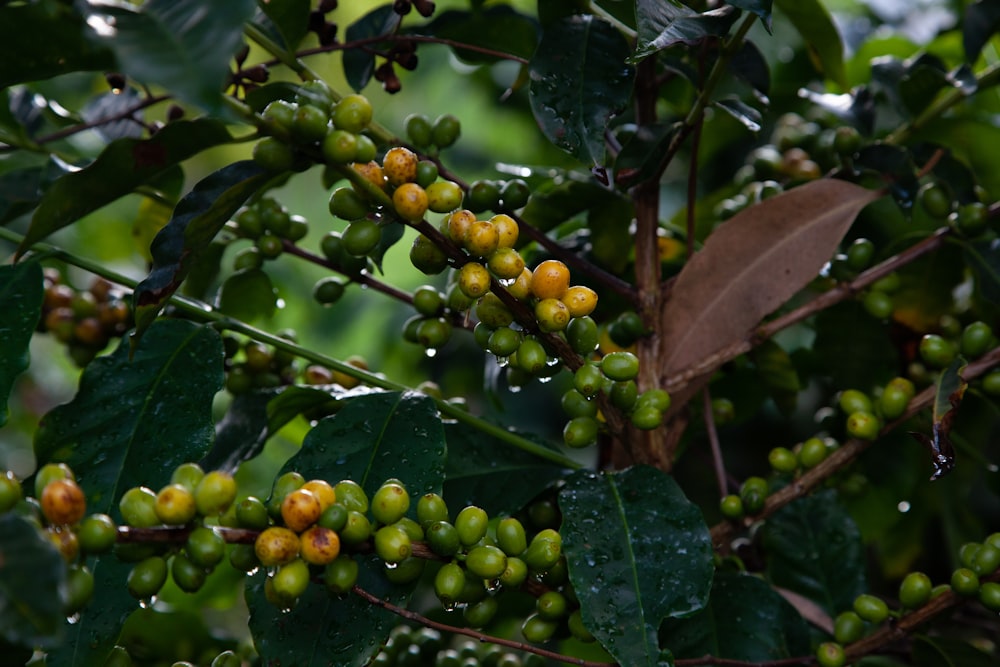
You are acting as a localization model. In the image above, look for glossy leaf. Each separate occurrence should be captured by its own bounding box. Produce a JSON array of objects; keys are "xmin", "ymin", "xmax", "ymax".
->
[
  {"xmin": 732, "ymin": 39, "xmax": 771, "ymax": 95},
  {"xmin": 0, "ymin": 261, "xmax": 42, "ymax": 427},
  {"xmin": 343, "ymin": 6, "xmax": 398, "ymax": 92},
  {"xmin": 761, "ymin": 490, "xmax": 867, "ymax": 616},
  {"xmin": 34, "ymin": 319, "xmax": 224, "ymax": 517},
  {"xmin": 963, "ymin": 0, "xmax": 1000, "ymax": 64},
  {"xmin": 0, "ymin": 166, "xmax": 45, "ymax": 224},
  {"xmin": 81, "ymin": 88, "xmax": 144, "ymax": 142},
  {"xmin": 613, "ymin": 123, "xmax": 679, "ymax": 189},
  {"xmin": 714, "ymin": 97, "xmax": 763, "ymax": 132},
  {"xmin": 284, "ymin": 391, "xmax": 446, "ymax": 497},
  {"xmin": 81, "ymin": 0, "xmax": 256, "ymax": 113},
  {"xmin": 0, "ymin": 3, "xmax": 114, "ymax": 87},
  {"xmin": 728, "ymin": 0, "xmax": 773, "ymax": 29},
  {"xmin": 443, "ymin": 421, "xmax": 567, "ymax": 515},
  {"xmin": 369, "ymin": 220, "xmax": 405, "ymax": 274},
  {"xmin": 266, "ymin": 385, "xmax": 341, "ymax": 434},
  {"xmin": 657, "ymin": 179, "xmax": 880, "ymax": 379},
  {"xmin": 560, "ymin": 466, "xmax": 714, "ymax": 667},
  {"xmin": 660, "ymin": 572, "xmax": 810, "ymax": 661},
  {"xmin": 247, "ymin": 554, "xmax": 411, "ymax": 667},
  {"xmin": 414, "ymin": 6, "xmax": 540, "ymax": 64},
  {"xmin": 521, "ymin": 177, "xmax": 622, "ymax": 231},
  {"xmin": 216, "ymin": 268, "xmax": 278, "ymax": 324},
  {"xmin": 773, "ymin": 0, "xmax": 846, "ymax": 88},
  {"xmin": 0, "ymin": 513, "xmax": 65, "ymax": 649},
  {"xmin": 133, "ymin": 160, "xmax": 271, "ymax": 339},
  {"xmin": 909, "ymin": 357, "xmax": 966, "ymax": 480},
  {"xmin": 200, "ymin": 389, "xmax": 280, "ymax": 472},
  {"xmin": 528, "ymin": 15, "xmax": 634, "ymax": 168},
  {"xmin": 634, "ymin": 2, "xmax": 740, "ymax": 61},
  {"xmin": 587, "ymin": 193, "xmax": 636, "ymax": 274},
  {"xmin": 18, "ymin": 119, "xmax": 233, "ymax": 257},
  {"xmin": 259, "ymin": 0, "xmax": 311, "ymax": 50}
]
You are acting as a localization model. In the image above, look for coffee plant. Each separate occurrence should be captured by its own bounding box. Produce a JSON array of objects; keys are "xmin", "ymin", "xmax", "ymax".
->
[{"xmin": 3, "ymin": 0, "xmax": 1000, "ymax": 665}]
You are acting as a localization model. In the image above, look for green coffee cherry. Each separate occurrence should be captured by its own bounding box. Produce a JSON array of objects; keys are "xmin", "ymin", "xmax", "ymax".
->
[
  {"xmin": 416, "ymin": 493, "xmax": 449, "ymax": 526},
  {"xmin": 171, "ymin": 553, "xmax": 207, "ymax": 593},
  {"xmin": 426, "ymin": 520, "xmax": 460, "ymax": 557},
  {"xmin": 833, "ymin": 610, "xmax": 864, "ymax": 644},
  {"xmin": 798, "ymin": 437, "xmax": 829, "ymax": 468},
  {"xmin": 119, "ymin": 487, "xmax": 159, "ymax": 527},
  {"xmin": 455, "ymin": 506, "xmax": 489, "ymax": 546},
  {"xmin": 334, "ymin": 479, "xmax": 369, "ymax": 513},
  {"xmin": 601, "ymin": 351, "xmax": 639, "ymax": 382},
  {"xmin": 574, "ymin": 364, "xmax": 604, "ymax": 398},
  {"xmin": 496, "ymin": 517, "xmax": 527, "ymax": 556},
  {"xmin": 500, "ymin": 556, "xmax": 529, "ymax": 587},
  {"xmin": 536, "ymin": 591, "xmax": 568, "ymax": 620},
  {"xmin": 520, "ymin": 613, "xmax": 558, "ymax": 643},
  {"xmin": 768, "ymin": 447, "xmax": 799, "ymax": 473},
  {"xmin": 839, "ymin": 389, "xmax": 873, "ymax": 414},
  {"xmin": 127, "ymin": 556, "xmax": 168, "ymax": 599},
  {"xmin": 374, "ymin": 525, "xmax": 412, "ymax": 563},
  {"xmin": 979, "ymin": 581, "xmax": 1000, "ymax": 611},
  {"xmin": 323, "ymin": 555, "xmax": 359, "ymax": 595},
  {"xmin": 464, "ymin": 597, "xmax": 498, "ymax": 628},
  {"xmin": 740, "ymin": 477, "xmax": 768, "ymax": 514},
  {"xmin": 340, "ymin": 510, "xmax": 372, "ymax": 546},
  {"xmin": 719, "ymin": 494, "xmax": 744, "ymax": 520},
  {"xmin": 466, "ymin": 545, "xmax": 507, "ymax": 579},
  {"xmin": 371, "ymin": 482, "xmax": 410, "ymax": 525},
  {"xmin": 566, "ymin": 316, "xmax": 599, "ymax": 355},
  {"xmin": 816, "ymin": 642, "xmax": 846, "ymax": 667},
  {"xmin": 951, "ymin": 567, "xmax": 980, "ymax": 596},
  {"xmin": 523, "ymin": 532, "xmax": 561, "ymax": 572},
  {"xmin": 434, "ymin": 562, "xmax": 466, "ymax": 606},
  {"xmin": 186, "ymin": 526, "xmax": 226, "ymax": 569},
  {"xmin": 899, "ymin": 571, "xmax": 932, "ymax": 609},
  {"xmin": 852, "ymin": 594, "xmax": 889, "ymax": 623},
  {"xmin": 78, "ymin": 513, "xmax": 118, "ymax": 554}
]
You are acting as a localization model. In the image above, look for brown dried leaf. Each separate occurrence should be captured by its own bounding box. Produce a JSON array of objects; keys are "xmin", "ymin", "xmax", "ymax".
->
[{"xmin": 658, "ymin": 179, "xmax": 881, "ymax": 377}]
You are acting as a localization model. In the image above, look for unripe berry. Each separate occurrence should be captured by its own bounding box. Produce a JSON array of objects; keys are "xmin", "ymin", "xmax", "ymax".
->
[
  {"xmin": 321, "ymin": 129, "xmax": 358, "ymax": 164},
  {"xmin": 816, "ymin": 642, "xmax": 845, "ymax": 667},
  {"xmin": 464, "ymin": 597, "xmax": 498, "ymax": 628},
  {"xmin": 416, "ymin": 493, "xmax": 449, "ymax": 526},
  {"xmin": 466, "ymin": 544, "xmax": 507, "ymax": 579},
  {"xmin": 339, "ymin": 510, "xmax": 372, "ymax": 545},
  {"xmin": 768, "ymin": 447, "xmax": 799, "ymax": 473},
  {"xmin": 833, "ymin": 611, "xmax": 864, "ymax": 644},
  {"xmin": 839, "ymin": 389, "xmax": 873, "ymax": 415},
  {"xmin": 475, "ymin": 292, "xmax": 514, "ymax": 328},
  {"xmin": 536, "ymin": 591, "xmax": 568, "ymax": 620},
  {"xmin": 500, "ymin": 179, "xmax": 530, "ymax": 210},
  {"xmin": 431, "ymin": 114, "xmax": 461, "ymax": 148},
  {"xmin": 601, "ymin": 351, "xmax": 640, "ymax": 382},
  {"xmin": 271, "ymin": 558, "xmax": 311, "ymax": 603},
  {"xmin": 0, "ymin": 470, "xmax": 22, "ymax": 513},
  {"xmin": 609, "ymin": 380, "xmax": 638, "ymax": 411},
  {"xmin": 65, "ymin": 564, "xmax": 95, "ymax": 614},
  {"xmin": 496, "ymin": 517, "xmax": 527, "ymax": 556},
  {"xmin": 455, "ymin": 505, "xmax": 489, "ymax": 546},
  {"xmin": 170, "ymin": 462, "xmax": 205, "ymax": 493},
  {"xmin": 329, "ymin": 186, "xmax": 371, "ymax": 221},
  {"xmin": 535, "ymin": 298, "xmax": 570, "ymax": 332},
  {"xmin": 465, "ymin": 220, "xmax": 500, "ymax": 258},
  {"xmin": 120, "ymin": 486, "xmax": 159, "ymax": 527},
  {"xmin": 323, "ymin": 555, "xmax": 359, "ymax": 594},
  {"xmin": 290, "ymin": 104, "xmax": 329, "ymax": 143},
  {"xmin": 853, "ymin": 593, "xmax": 889, "ymax": 622},
  {"xmin": 563, "ymin": 417, "xmax": 599, "ymax": 448},
  {"xmin": 426, "ymin": 181, "xmax": 464, "ymax": 213},
  {"xmin": 342, "ymin": 219, "xmax": 382, "ymax": 257},
  {"xmin": 78, "ymin": 513, "xmax": 117, "ymax": 554},
  {"xmin": 333, "ymin": 94, "xmax": 373, "ymax": 133},
  {"xmin": 520, "ymin": 613, "xmax": 558, "ymax": 643},
  {"xmin": 979, "ymin": 581, "xmax": 1000, "ymax": 611},
  {"xmin": 951, "ymin": 567, "xmax": 980, "ymax": 596},
  {"xmin": 253, "ymin": 137, "xmax": 295, "ymax": 172},
  {"xmin": 371, "ymin": 482, "xmax": 410, "ymax": 525},
  {"xmin": 918, "ymin": 334, "xmax": 956, "ymax": 368},
  {"xmin": 961, "ymin": 321, "xmax": 993, "ymax": 358},
  {"xmin": 566, "ymin": 316, "xmax": 599, "ymax": 356},
  {"xmin": 405, "ymin": 113, "xmax": 433, "ymax": 147},
  {"xmin": 899, "ymin": 571, "xmax": 932, "ymax": 608},
  {"xmin": 127, "ymin": 556, "xmax": 168, "ymax": 599},
  {"xmin": 487, "ymin": 247, "xmax": 525, "ymax": 280},
  {"xmin": 574, "ymin": 363, "xmax": 604, "ymax": 397},
  {"xmin": 186, "ymin": 526, "xmax": 226, "ymax": 568},
  {"xmin": 740, "ymin": 477, "xmax": 768, "ymax": 514},
  {"xmin": 333, "ymin": 479, "xmax": 368, "ymax": 513},
  {"xmin": 846, "ymin": 411, "xmax": 880, "ymax": 441},
  {"xmin": 434, "ymin": 562, "xmax": 466, "ymax": 605},
  {"xmin": 34, "ymin": 462, "xmax": 73, "ymax": 499},
  {"xmin": 409, "ymin": 234, "xmax": 449, "ymax": 275},
  {"xmin": 171, "ymin": 552, "xmax": 207, "ymax": 593},
  {"xmin": 523, "ymin": 532, "xmax": 561, "ymax": 572},
  {"xmin": 194, "ymin": 471, "xmax": 237, "ymax": 516},
  {"xmin": 863, "ymin": 290, "xmax": 893, "ymax": 319},
  {"xmin": 426, "ymin": 520, "xmax": 461, "ymax": 557},
  {"xmin": 630, "ymin": 406, "xmax": 663, "ymax": 431},
  {"xmin": 798, "ymin": 437, "xmax": 829, "ymax": 468}
]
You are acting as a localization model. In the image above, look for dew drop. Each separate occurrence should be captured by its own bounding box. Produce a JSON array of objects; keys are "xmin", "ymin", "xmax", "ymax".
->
[
  {"xmin": 538, "ymin": 376, "xmax": 552, "ymax": 384},
  {"xmin": 385, "ymin": 562, "xmax": 398, "ymax": 570},
  {"xmin": 425, "ymin": 348, "xmax": 437, "ymax": 358},
  {"xmin": 496, "ymin": 356, "xmax": 509, "ymax": 368}
]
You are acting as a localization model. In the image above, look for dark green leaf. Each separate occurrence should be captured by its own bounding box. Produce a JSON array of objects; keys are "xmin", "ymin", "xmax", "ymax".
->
[
  {"xmin": 732, "ymin": 39, "xmax": 771, "ymax": 95},
  {"xmin": 713, "ymin": 97, "xmax": 763, "ymax": 132},
  {"xmin": 587, "ymin": 193, "xmax": 636, "ymax": 274},
  {"xmin": 82, "ymin": 88, "xmax": 144, "ymax": 142},
  {"xmin": 216, "ymin": 268, "xmax": 278, "ymax": 324},
  {"xmin": 811, "ymin": 301, "xmax": 897, "ymax": 389},
  {"xmin": 728, "ymin": 0, "xmax": 773, "ymax": 29},
  {"xmin": 284, "ymin": 391, "xmax": 446, "ymax": 497},
  {"xmin": 369, "ymin": 221, "xmax": 406, "ymax": 274},
  {"xmin": 528, "ymin": 15, "xmax": 634, "ymax": 167},
  {"xmin": 0, "ymin": 166, "xmax": 44, "ymax": 223},
  {"xmin": 244, "ymin": 82, "xmax": 301, "ymax": 112},
  {"xmin": 180, "ymin": 240, "xmax": 226, "ymax": 301},
  {"xmin": 259, "ymin": 0, "xmax": 311, "ymax": 50},
  {"xmin": 660, "ymin": 572, "xmax": 810, "ymax": 661},
  {"xmin": 613, "ymin": 123, "xmax": 679, "ymax": 189},
  {"xmin": 773, "ymin": 0, "xmax": 846, "ymax": 88},
  {"xmin": 266, "ymin": 385, "xmax": 339, "ymax": 435},
  {"xmin": 133, "ymin": 160, "xmax": 271, "ymax": 339},
  {"xmin": 0, "ymin": 261, "xmax": 42, "ymax": 427},
  {"xmin": 521, "ymin": 176, "xmax": 621, "ymax": 231},
  {"xmin": 414, "ymin": 7, "xmax": 540, "ymax": 64},
  {"xmin": 247, "ymin": 554, "xmax": 410, "ymax": 667},
  {"xmin": 964, "ymin": 236, "xmax": 1000, "ymax": 305},
  {"xmin": 913, "ymin": 635, "xmax": 997, "ymax": 667},
  {"xmin": 34, "ymin": 319, "xmax": 224, "ymax": 517},
  {"xmin": 761, "ymin": 489, "xmax": 867, "ymax": 616},
  {"xmin": 443, "ymin": 421, "xmax": 567, "ymax": 515},
  {"xmin": 0, "ymin": 513, "xmax": 65, "ymax": 649},
  {"xmin": 81, "ymin": 0, "xmax": 257, "ymax": 113},
  {"xmin": 963, "ymin": 1, "xmax": 1000, "ymax": 64},
  {"xmin": 343, "ymin": 6, "xmax": 398, "ymax": 92},
  {"xmin": 200, "ymin": 389, "xmax": 281, "ymax": 472},
  {"xmin": 0, "ymin": 3, "xmax": 114, "ymax": 87},
  {"xmin": 46, "ymin": 557, "xmax": 135, "ymax": 667},
  {"xmin": 634, "ymin": 2, "xmax": 739, "ymax": 61},
  {"xmin": 560, "ymin": 466, "xmax": 714, "ymax": 667},
  {"xmin": 18, "ymin": 120, "xmax": 233, "ymax": 257}
]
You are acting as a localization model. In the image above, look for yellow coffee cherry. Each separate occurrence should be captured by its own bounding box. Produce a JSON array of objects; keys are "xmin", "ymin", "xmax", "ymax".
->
[
  {"xmin": 465, "ymin": 220, "xmax": 500, "ymax": 258},
  {"xmin": 255, "ymin": 526, "xmax": 301, "ymax": 567},
  {"xmin": 426, "ymin": 181, "xmax": 464, "ymax": 213},
  {"xmin": 281, "ymin": 488, "xmax": 323, "ymax": 532},
  {"xmin": 487, "ymin": 247, "xmax": 526, "ymax": 280},
  {"xmin": 299, "ymin": 525, "xmax": 341, "ymax": 565},
  {"xmin": 507, "ymin": 267, "xmax": 533, "ymax": 300},
  {"xmin": 459, "ymin": 262, "xmax": 492, "ymax": 299},
  {"xmin": 562, "ymin": 285, "xmax": 598, "ymax": 318},
  {"xmin": 491, "ymin": 214, "xmax": 519, "ymax": 248},
  {"xmin": 530, "ymin": 259, "xmax": 571, "ymax": 300},
  {"xmin": 154, "ymin": 484, "xmax": 197, "ymax": 525},
  {"xmin": 446, "ymin": 209, "xmax": 476, "ymax": 243},
  {"xmin": 351, "ymin": 161, "xmax": 386, "ymax": 194},
  {"xmin": 41, "ymin": 478, "xmax": 86, "ymax": 526},
  {"xmin": 382, "ymin": 147, "xmax": 419, "ymax": 186},
  {"xmin": 301, "ymin": 480, "xmax": 336, "ymax": 512},
  {"xmin": 392, "ymin": 182, "xmax": 429, "ymax": 222},
  {"xmin": 535, "ymin": 298, "xmax": 571, "ymax": 332}
]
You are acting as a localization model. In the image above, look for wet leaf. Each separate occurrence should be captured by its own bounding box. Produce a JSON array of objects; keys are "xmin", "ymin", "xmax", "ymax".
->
[
  {"xmin": 613, "ymin": 123, "xmax": 679, "ymax": 189},
  {"xmin": 520, "ymin": 176, "xmax": 622, "ymax": 231},
  {"xmin": 761, "ymin": 490, "xmax": 867, "ymax": 616},
  {"xmin": 528, "ymin": 15, "xmax": 634, "ymax": 167},
  {"xmin": 132, "ymin": 160, "xmax": 271, "ymax": 340},
  {"xmin": 259, "ymin": 0, "xmax": 311, "ymax": 50},
  {"xmin": 266, "ymin": 384, "xmax": 342, "ymax": 434},
  {"xmin": 200, "ymin": 389, "xmax": 281, "ymax": 473},
  {"xmin": 0, "ymin": 513, "xmax": 65, "ymax": 649},
  {"xmin": 560, "ymin": 466, "xmax": 714, "ymax": 667},
  {"xmin": 909, "ymin": 357, "xmax": 966, "ymax": 480},
  {"xmin": 80, "ymin": 0, "xmax": 256, "ymax": 113},
  {"xmin": 773, "ymin": 0, "xmax": 846, "ymax": 88},
  {"xmin": 343, "ymin": 6, "xmax": 398, "ymax": 92},
  {"xmin": 18, "ymin": 119, "xmax": 233, "ymax": 258},
  {"xmin": 284, "ymin": 391, "xmax": 446, "ymax": 498},
  {"xmin": 714, "ymin": 97, "xmax": 763, "ymax": 132},
  {"xmin": 634, "ymin": 2, "xmax": 739, "ymax": 61},
  {"xmin": 216, "ymin": 268, "xmax": 278, "ymax": 324},
  {"xmin": 34, "ymin": 319, "xmax": 224, "ymax": 517},
  {"xmin": 963, "ymin": 0, "xmax": 1000, "ymax": 64},
  {"xmin": 658, "ymin": 179, "xmax": 880, "ymax": 379},
  {"xmin": 660, "ymin": 572, "xmax": 810, "ymax": 661},
  {"xmin": 414, "ymin": 6, "xmax": 540, "ymax": 64},
  {"xmin": 0, "ymin": 261, "xmax": 43, "ymax": 428}
]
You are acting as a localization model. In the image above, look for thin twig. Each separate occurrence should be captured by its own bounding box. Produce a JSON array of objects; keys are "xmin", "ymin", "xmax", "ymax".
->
[
  {"xmin": 296, "ymin": 33, "xmax": 529, "ymax": 65},
  {"xmin": 703, "ymin": 387, "xmax": 727, "ymax": 498}
]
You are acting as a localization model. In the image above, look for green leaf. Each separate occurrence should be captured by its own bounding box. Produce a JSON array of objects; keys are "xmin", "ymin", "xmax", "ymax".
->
[
  {"xmin": 965, "ymin": 236, "xmax": 1000, "ymax": 305},
  {"xmin": 660, "ymin": 572, "xmax": 810, "ymax": 661},
  {"xmin": 909, "ymin": 357, "xmax": 966, "ymax": 480},
  {"xmin": 443, "ymin": 421, "xmax": 567, "ymax": 515},
  {"xmin": 81, "ymin": 0, "xmax": 257, "ymax": 113},
  {"xmin": 18, "ymin": 120, "xmax": 233, "ymax": 257},
  {"xmin": 414, "ymin": 6, "xmax": 540, "ymax": 64},
  {"xmin": 247, "ymin": 554, "xmax": 410, "ymax": 667},
  {"xmin": 587, "ymin": 192, "xmax": 636, "ymax": 274},
  {"xmin": 560, "ymin": 466, "xmax": 714, "ymax": 667},
  {"xmin": 913, "ymin": 635, "xmax": 997, "ymax": 667},
  {"xmin": 258, "ymin": 0, "xmax": 311, "ymax": 50},
  {"xmin": 0, "ymin": 3, "xmax": 114, "ymax": 87},
  {"xmin": 761, "ymin": 489, "xmax": 867, "ymax": 616},
  {"xmin": 343, "ymin": 6, "xmax": 398, "ymax": 92},
  {"xmin": 216, "ymin": 268, "xmax": 278, "ymax": 324},
  {"xmin": 284, "ymin": 391, "xmax": 446, "ymax": 497},
  {"xmin": 963, "ymin": 1, "xmax": 1000, "ymax": 64},
  {"xmin": 0, "ymin": 166, "xmax": 45, "ymax": 224},
  {"xmin": 732, "ymin": 39, "xmax": 771, "ymax": 94},
  {"xmin": 520, "ymin": 176, "xmax": 622, "ymax": 231},
  {"xmin": 0, "ymin": 513, "xmax": 66, "ymax": 649},
  {"xmin": 529, "ymin": 15, "xmax": 635, "ymax": 167},
  {"xmin": 714, "ymin": 97, "xmax": 763, "ymax": 132},
  {"xmin": 728, "ymin": 0, "xmax": 773, "ymax": 29},
  {"xmin": 200, "ymin": 389, "xmax": 280, "ymax": 472},
  {"xmin": 613, "ymin": 123, "xmax": 679, "ymax": 190},
  {"xmin": 634, "ymin": 1, "xmax": 740, "ymax": 62},
  {"xmin": 34, "ymin": 319, "xmax": 224, "ymax": 517},
  {"xmin": 773, "ymin": 0, "xmax": 847, "ymax": 88},
  {"xmin": 266, "ymin": 385, "xmax": 339, "ymax": 434},
  {"xmin": 0, "ymin": 261, "xmax": 43, "ymax": 428},
  {"xmin": 368, "ymin": 220, "xmax": 405, "ymax": 274},
  {"xmin": 810, "ymin": 301, "xmax": 897, "ymax": 389},
  {"xmin": 133, "ymin": 160, "xmax": 271, "ymax": 340}
]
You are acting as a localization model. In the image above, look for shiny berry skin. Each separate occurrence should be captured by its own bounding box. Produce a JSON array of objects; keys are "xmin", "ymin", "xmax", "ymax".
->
[
  {"xmin": 863, "ymin": 290, "xmax": 893, "ymax": 319},
  {"xmin": 333, "ymin": 94, "xmax": 373, "ymax": 133},
  {"xmin": 833, "ymin": 611, "xmax": 864, "ymax": 644},
  {"xmin": 321, "ymin": 129, "xmax": 358, "ymax": 164},
  {"xmin": 393, "ymin": 183, "xmax": 429, "ymax": 222},
  {"xmin": 961, "ymin": 321, "xmax": 993, "ymax": 358},
  {"xmin": 487, "ymin": 247, "xmax": 525, "ymax": 280},
  {"xmin": 955, "ymin": 201, "xmax": 989, "ymax": 235},
  {"xmin": 816, "ymin": 642, "xmax": 846, "ymax": 667},
  {"xmin": 329, "ymin": 186, "xmax": 371, "ymax": 221},
  {"xmin": 253, "ymin": 137, "xmax": 295, "ymax": 172},
  {"xmin": 255, "ymin": 526, "xmax": 300, "ymax": 566},
  {"xmin": 313, "ymin": 277, "xmax": 347, "ymax": 305},
  {"xmin": 342, "ymin": 219, "xmax": 382, "ymax": 257},
  {"xmin": 405, "ymin": 113, "xmax": 433, "ymax": 147},
  {"xmin": 186, "ymin": 526, "xmax": 226, "ymax": 568},
  {"xmin": 409, "ymin": 234, "xmax": 449, "ymax": 275},
  {"xmin": 535, "ymin": 298, "xmax": 570, "ymax": 332},
  {"xmin": 979, "ymin": 582, "xmax": 1000, "ymax": 611},
  {"xmin": 631, "ymin": 405, "xmax": 663, "ymax": 431},
  {"xmin": 425, "ymin": 181, "xmax": 464, "ymax": 213},
  {"xmin": 154, "ymin": 484, "xmax": 197, "ymax": 525},
  {"xmin": 846, "ymin": 411, "xmax": 880, "ymax": 441},
  {"xmin": 853, "ymin": 594, "xmax": 889, "ymax": 622},
  {"xmin": 530, "ymin": 260, "xmax": 570, "ymax": 299},
  {"xmin": 971, "ymin": 542, "xmax": 1000, "ymax": 575},
  {"xmin": 516, "ymin": 337, "xmax": 548, "ymax": 374},
  {"xmin": 500, "ymin": 179, "xmax": 530, "ymax": 210},
  {"xmin": 455, "ymin": 505, "xmax": 489, "ymax": 546},
  {"xmin": 78, "ymin": 513, "xmax": 117, "ymax": 554},
  {"xmin": 458, "ymin": 262, "xmax": 491, "ymax": 299},
  {"xmin": 431, "ymin": 114, "xmax": 461, "ymax": 148},
  {"xmin": 563, "ymin": 417, "xmax": 599, "ymax": 448},
  {"xmin": 839, "ymin": 389, "xmax": 873, "ymax": 415},
  {"xmin": 610, "ymin": 380, "xmax": 638, "ymax": 411},
  {"xmin": 426, "ymin": 520, "xmax": 460, "ymax": 557},
  {"xmin": 34, "ymin": 462, "xmax": 74, "ymax": 499},
  {"xmin": 918, "ymin": 182, "xmax": 953, "ymax": 219},
  {"xmin": 171, "ymin": 553, "xmax": 207, "ymax": 593},
  {"xmin": 496, "ymin": 517, "xmax": 527, "ymax": 556},
  {"xmin": 768, "ymin": 447, "xmax": 799, "ymax": 473},
  {"xmin": 41, "ymin": 478, "xmax": 86, "ymax": 525},
  {"xmin": 845, "ymin": 238, "xmax": 875, "ymax": 271},
  {"xmin": 119, "ymin": 486, "xmax": 159, "ymax": 527},
  {"xmin": 65, "ymin": 564, "xmax": 95, "ymax": 614},
  {"xmin": 416, "ymin": 493, "xmax": 449, "ymax": 527},
  {"xmin": 567, "ymin": 317, "xmax": 599, "ymax": 356},
  {"xmin": 127, "ymin": 556, "xmax": 168, "ymax": 599},
  {"xmin": 951, "ymin": 567, "xmax": 980, "ymax": 596},
  {"xmin": 446, "ymin": 209, "xmax": 476, "ymax": 243},
  {"xmin": 170, "ymin": 462, "xmax": 205, "ymax": 493},
  {"xmin": 520, "ymin": 613, "xmax": 558, "ymax": 643},
  {"xmin": 372, "ymin": 482, "xmax": 410, "ymax": 525},
  {"xmin": 194, "ymin": 471, "xmax": 237, "ymax": 516},
  {"xmin": 290, "ymin": 104, "xmax": 329, "ymax": 143},
  {"xmin": 918, "ymin": 334, "xmax": 956, "ymax": 368},
  {"xmin": 281, "ymin": 488, "xmax": 323, "ymax": 532},
  {"xmin": 798, "ymin": 437, "xmax": 829, "ymax": 468},
  {"xmin": 562, "ymin": 285, "xmax": 598, "ymax": 318},
  {"xmin": 740, "ymin": 476, "xmax": 769, "ymax": 514},
  {"xmin": 383, "ymin": 146, "xmax": 419, "ymax": 186},
  {"xmin": 333, "ymin": 479, "xmax": 368, "ymax": 513},
  {"xmin": 488, "ymin": 327, "xmax": 521, "ymax": 357},
  {"xmin": 879, "ymin": 378, "xmax": 914, "ymax": 420},
  {"xmin": 536, "ymin": 591, "xmax": 568, "ymax": 620},
  {"xmin": 601, "ymin": 351, "xmax": 640, "ymax": 382},
  {"xmin": 466, "ymin": 544, "xmax": 507, "ymax": 579},
  {"xmin": 475, "ymin": 292, "xmax": 514, "ymax": 328},
  {"xmin": 372, "ymin": 525, "xmax": 411, "ymax": 563},
  {"xmin": 339, "ymin": 510, "xmax": 372, "ymax": 545},
  {"xmin": 434, "ymin": 561, "xmax": 466, "ymax": 605},
  {"xmin": 271, "ymin": 558, "xmax": 311, "ymax": 603},
  {"xmin": 261, "ymin": 99, "xmax": 296, "ymax": 133},
  {"xmin": 574, "ymin": 363, "xmax": 604, "ymax": 398},
  {"xmin": 562, "ymin": 389, "xmax": 598, "ymax": 419},
  {"xmin": 300, "ymin": 525, "xmax": 341, "ymax": 565},
  {"xmin": 323, "ymin": 555, "xmax": 359, "ymax": 594},
  {"xmin": 523, "ymin": 532, "xmax": 561, "ymax": 572},
  {"xmin": 465, "ymin": 220, "xmax": 500, "ymax": 258},
  {"xmin": 899, "ymin": 571, "xmax": 932, "ymax": 608}
]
